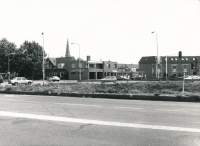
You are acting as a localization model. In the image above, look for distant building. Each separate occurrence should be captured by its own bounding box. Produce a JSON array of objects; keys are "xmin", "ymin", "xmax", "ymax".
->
[
  {"xmin": 139, "ymin": 56, "xmax": 200, "ymax": 79},
  {"xmin": 45, "ymin": 39, "xmax": 139, "ymax": 80}
]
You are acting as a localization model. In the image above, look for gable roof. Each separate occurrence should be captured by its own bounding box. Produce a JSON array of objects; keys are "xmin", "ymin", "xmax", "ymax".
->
[{"xmin": 48, "ymin": 57, "xmax": 56, "ymax": 66}]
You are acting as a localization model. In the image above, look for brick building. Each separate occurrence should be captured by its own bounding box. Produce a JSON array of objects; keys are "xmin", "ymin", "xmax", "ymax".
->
[
  {"xmin": 45, "ymin": 39, "xmax": 139, "ymax": 80},
  {"xmin": 139, "ymin": 56, "xmax": 200, "ymax": 79}
]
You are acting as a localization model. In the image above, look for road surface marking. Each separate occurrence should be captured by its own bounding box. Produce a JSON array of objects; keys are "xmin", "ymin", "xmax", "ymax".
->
[
  {"xmin": 56, "ymin": 103, "xmax": 101, "ymax": 107},
  {"xmin": 155, "ymin": 109, "xmax": 188, "ymax": 112},
  {"xmin": 115, "ymin": 107, "xmax": 143, "ymax": 110},
  {"xmin": 0, "ymin": 111, "xmax": 199, "ymax": 133}
]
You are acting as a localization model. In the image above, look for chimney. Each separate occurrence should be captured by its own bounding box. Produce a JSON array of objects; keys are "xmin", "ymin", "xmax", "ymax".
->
[{"xmin": 87, "ymin": 56, "xmax": 90, "ymax": 61}]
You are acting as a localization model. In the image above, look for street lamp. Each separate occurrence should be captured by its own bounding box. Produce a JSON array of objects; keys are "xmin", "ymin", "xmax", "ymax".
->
[
  {"xmin": 42, "ymin": 32, "xmax": 44, "ymax": 85},
  {"xmin": 71, "ymin": 43, "xmax": 81, "ymax": 81},
  {"xmin": 7, "ymin": 53, "xmax": 16, "ymax": 81},
  {"xmin": 152, "ymin": 31, "xmax": 159, "ymax": 80}
]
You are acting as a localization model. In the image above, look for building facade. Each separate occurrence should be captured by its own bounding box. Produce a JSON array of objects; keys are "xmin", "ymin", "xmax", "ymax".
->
[
  {"xmin": 139, "ymin": 56, "xmax": 200, "ymax": 79},
  {"xmin": 45, "ymin": 39, "xmax": 139, "ymax": 80},
  {"xmin": 69, "ymin": 56, "xmax": 139, "ymax": 80}
]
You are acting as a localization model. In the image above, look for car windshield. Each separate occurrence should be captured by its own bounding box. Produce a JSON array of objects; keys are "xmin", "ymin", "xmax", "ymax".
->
[{"xmin": 12, "ymin": 77, "xmax": 17, "ymax": 80}]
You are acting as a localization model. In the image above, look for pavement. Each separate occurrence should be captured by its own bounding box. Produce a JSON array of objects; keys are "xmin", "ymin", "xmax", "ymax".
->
[{"xmin": 0, "ymin": 94, "xmax": 199, "ymax": 146}]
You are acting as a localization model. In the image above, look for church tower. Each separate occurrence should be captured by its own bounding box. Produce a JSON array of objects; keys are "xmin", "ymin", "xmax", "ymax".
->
[{"xmin": 65, "ymin": 39, "xmax": 70, "ymax": 57}]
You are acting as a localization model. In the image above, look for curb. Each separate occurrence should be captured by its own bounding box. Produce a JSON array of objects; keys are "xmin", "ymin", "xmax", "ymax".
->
[{"xmin": 0, "ymin": 91, "xmax": 199, "ymax": 102}]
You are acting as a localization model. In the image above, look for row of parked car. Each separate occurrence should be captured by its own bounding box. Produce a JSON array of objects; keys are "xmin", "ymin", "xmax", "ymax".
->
[
  {"xmin": 100, "ymin": 75, "xmax": 145, "ymax": 84},
  {"xmin": 0, "ymin": 75, "xmax": 61, "ymax": 85}
]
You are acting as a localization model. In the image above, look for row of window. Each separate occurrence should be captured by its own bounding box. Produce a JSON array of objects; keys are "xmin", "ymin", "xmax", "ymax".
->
[
  {"xmin": 166, "ymin": 58, "xmax": 196, "ymax": 61},
  {"xmin": 152, "ymin": 64, "xmax": 193, "ymax": 69},
  {"xmin": 70, "ymin": 63, "xmax": 117, "ymax": 69}
]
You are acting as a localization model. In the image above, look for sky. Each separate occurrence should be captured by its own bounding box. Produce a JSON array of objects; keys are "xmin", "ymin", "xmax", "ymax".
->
[{"xmin": 0, "ymin": 0, "xmax": 199, "ymax": 64}]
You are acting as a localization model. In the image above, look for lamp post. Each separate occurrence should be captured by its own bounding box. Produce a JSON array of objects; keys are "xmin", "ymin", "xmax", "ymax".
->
[
  {"xmin": 152, "ymin": 31, "xmax": 159, "ymax": 80},
  {"xmin": 7, "ymin": 53, "xmax": 16, "ymax": 81},
  {"xmin": 166, "ymin": 55, "xmax": 167, "ymax": 81},
  {"xmin": 71, "ymin": 43, "xmax": 81, "ymax": 81},
  {"xmin": 42, "ymin": 32, "xmax": 44, "ymax": 85}
]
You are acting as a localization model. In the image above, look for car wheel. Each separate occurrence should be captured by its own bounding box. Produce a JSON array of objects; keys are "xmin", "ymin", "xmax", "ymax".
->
[
  {"xmin": 14, "ymin": 82, "xmax": 18, "ymax": 86},
  {"xmin": 57, "ymin": 80, "xmax": 59, "ymax": 82},
  {"xmin": 28, "ymin": 82, "xmax": 31, "ymax": 85}
]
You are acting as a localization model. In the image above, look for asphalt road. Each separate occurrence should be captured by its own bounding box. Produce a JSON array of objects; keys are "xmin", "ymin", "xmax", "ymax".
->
[{"xmin": 0, "ymin": 94, "xmax": 199, "ymax": 146}]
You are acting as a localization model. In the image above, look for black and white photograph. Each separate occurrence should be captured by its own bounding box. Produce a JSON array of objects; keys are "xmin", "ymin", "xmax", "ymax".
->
[{"xmin": 0, "ymin": 0, "xmax": 200, "ymax": 145}]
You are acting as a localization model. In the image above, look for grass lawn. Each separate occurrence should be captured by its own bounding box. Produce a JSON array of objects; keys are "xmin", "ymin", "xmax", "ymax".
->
[{"xmin": 0, "ymin": 82, "xmax": 200, "ymax": 96}]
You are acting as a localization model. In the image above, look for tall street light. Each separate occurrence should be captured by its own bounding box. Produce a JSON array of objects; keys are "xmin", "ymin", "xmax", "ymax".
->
[
  {"xmin": 152, "ymin": 31, "xmax": 159, "ymax": 80},
  {"xmin": 42, "ymin": 32, "xmax": 44, "ymax": 85},
  {"xmin": 7, "ymin": 53, "xmax": 16, "ymax": 82},
  {"xmin": 71, "ymin": 43, "xmax": 81, "ymax": 81}
]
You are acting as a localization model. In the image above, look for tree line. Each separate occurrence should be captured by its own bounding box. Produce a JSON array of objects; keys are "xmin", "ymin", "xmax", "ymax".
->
[{"xmin": 0, "ymin": 38, "xmax": 46, "ymax": 79}]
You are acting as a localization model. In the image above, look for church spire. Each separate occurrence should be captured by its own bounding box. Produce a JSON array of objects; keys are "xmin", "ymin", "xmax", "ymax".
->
[{"xmin": 65, "ymin": 39, "xmax": 70, "ymax": 57}]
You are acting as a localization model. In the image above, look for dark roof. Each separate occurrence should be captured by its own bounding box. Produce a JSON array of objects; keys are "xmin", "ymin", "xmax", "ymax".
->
[
  {"xmin": 56, "ymin": 56, "xmax": 76, "ymax": 69},
  {"xmin": 139, "ymin": 56, "xmax": 157, "ymax": 64}
]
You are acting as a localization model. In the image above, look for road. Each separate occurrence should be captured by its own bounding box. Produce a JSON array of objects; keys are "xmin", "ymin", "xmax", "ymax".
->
[{"xmin": 0, "ymin": 94, "xmax": 199, "ymax": 146}]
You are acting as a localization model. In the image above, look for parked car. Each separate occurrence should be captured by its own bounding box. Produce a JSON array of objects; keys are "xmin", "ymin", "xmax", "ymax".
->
[
  {"xmin": 0, "ymin": 75, "xmax": 3, "ymax": 84},
  {"xmin": 48, "ymin": 76, "xmax": 60, "ymax": 82},
  {"xmin": 116, "ymin": 76, "xmax": 128, "ymax": 80},
  {"xmin": 131, "ymin": 75, "xmax": 144, "ymax": 80},
  {"xmin": 9, "ymin": 77, "xmax": 33, "ymax": 85},
  {"xmin": 101, "ymin": 76, "xmax": 117, "ymax": 84},
  {"xmin": 185, "ymin": 76, "xmax": 200, "ymax": 80},
  {"xmin": 169, "ymin": 75, "xmax": 179, "ymax": 80}
]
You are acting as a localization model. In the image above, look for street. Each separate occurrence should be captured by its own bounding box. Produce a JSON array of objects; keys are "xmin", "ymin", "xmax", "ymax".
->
[{"xmin": 0, "ymin": 94, "xmax": 199, "ymax": 146}]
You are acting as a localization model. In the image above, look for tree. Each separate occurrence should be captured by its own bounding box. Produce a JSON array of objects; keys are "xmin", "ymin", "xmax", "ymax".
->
[
  {"xmin": 18, "ymin": 40, "xmax": 46, "ymax": 79},
  {"xmin": 0, "ymin": 38, "xmax": 17, "ymax": 74}
]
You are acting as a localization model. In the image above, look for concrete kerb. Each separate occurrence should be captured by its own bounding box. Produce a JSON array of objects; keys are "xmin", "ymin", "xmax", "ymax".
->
[{"xmin": 0, "ymin": 91, "xmax": 199, "ymax": 102}]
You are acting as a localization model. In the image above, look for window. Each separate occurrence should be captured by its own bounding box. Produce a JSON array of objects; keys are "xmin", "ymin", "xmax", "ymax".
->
[
  {"xmin": 152, "ymin": 64, "xmax": 154, "ymax": 69},
  {"xmin": 78, "ymin": 72, "xmax": 83, "ymax": 74},
  {"xmin": 89, "ymin": 64, "xmax": 94, "ymax": 68},
  {"xmin": 108, "ymin": 64, "xmax": 110, "ymax": 68},
  {"xmin": 57, "ymin": 63, "xmax": 65, "ymax": 69},
  {"xmin": 71, "ymin": 72, "xmax": 76, "ymax": 74},
  {"xmin": 182, "ymin": 58, "xmax": 184, "ymax": 60},
  {"xmin": 171, "ymin": 58, "xmax": 173, "ymax": 60},
  {"xmin": 17, "ymin": 78, "xmax": 21, "ymax": 80},
  {"xmin": 181, "ymin": 64, "xmax": 189, "ymax": 69},
  {"xmin": 61, "ymin": 72, "xmax": 64, "ymax": 77},
  {"xmin": 193, "ymin": 58, "xmax": 195, "ymax": 60},
  {"xmin": 186, "ymin": 58, "xmax": 188, "ymax": 60},
  {"xmin": 96, "ymin": 64, "xmax": 103, "ymax": 69},
  {"xmin": 71, "ymin": 63, "xmax": 76, "ymax": 68},
  {"xmin": 114, "ymin": 64, "xmax": 117, "ymax": 68},
  {"xmin": 175, "ymin": 58, "xmax": 177, "ymax": 60}
]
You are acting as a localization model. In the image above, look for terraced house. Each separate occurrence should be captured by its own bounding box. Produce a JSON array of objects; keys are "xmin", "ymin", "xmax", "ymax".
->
[{"xmin": 139, "ymin": 56, "xmax": 200, "ymax": 79}]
